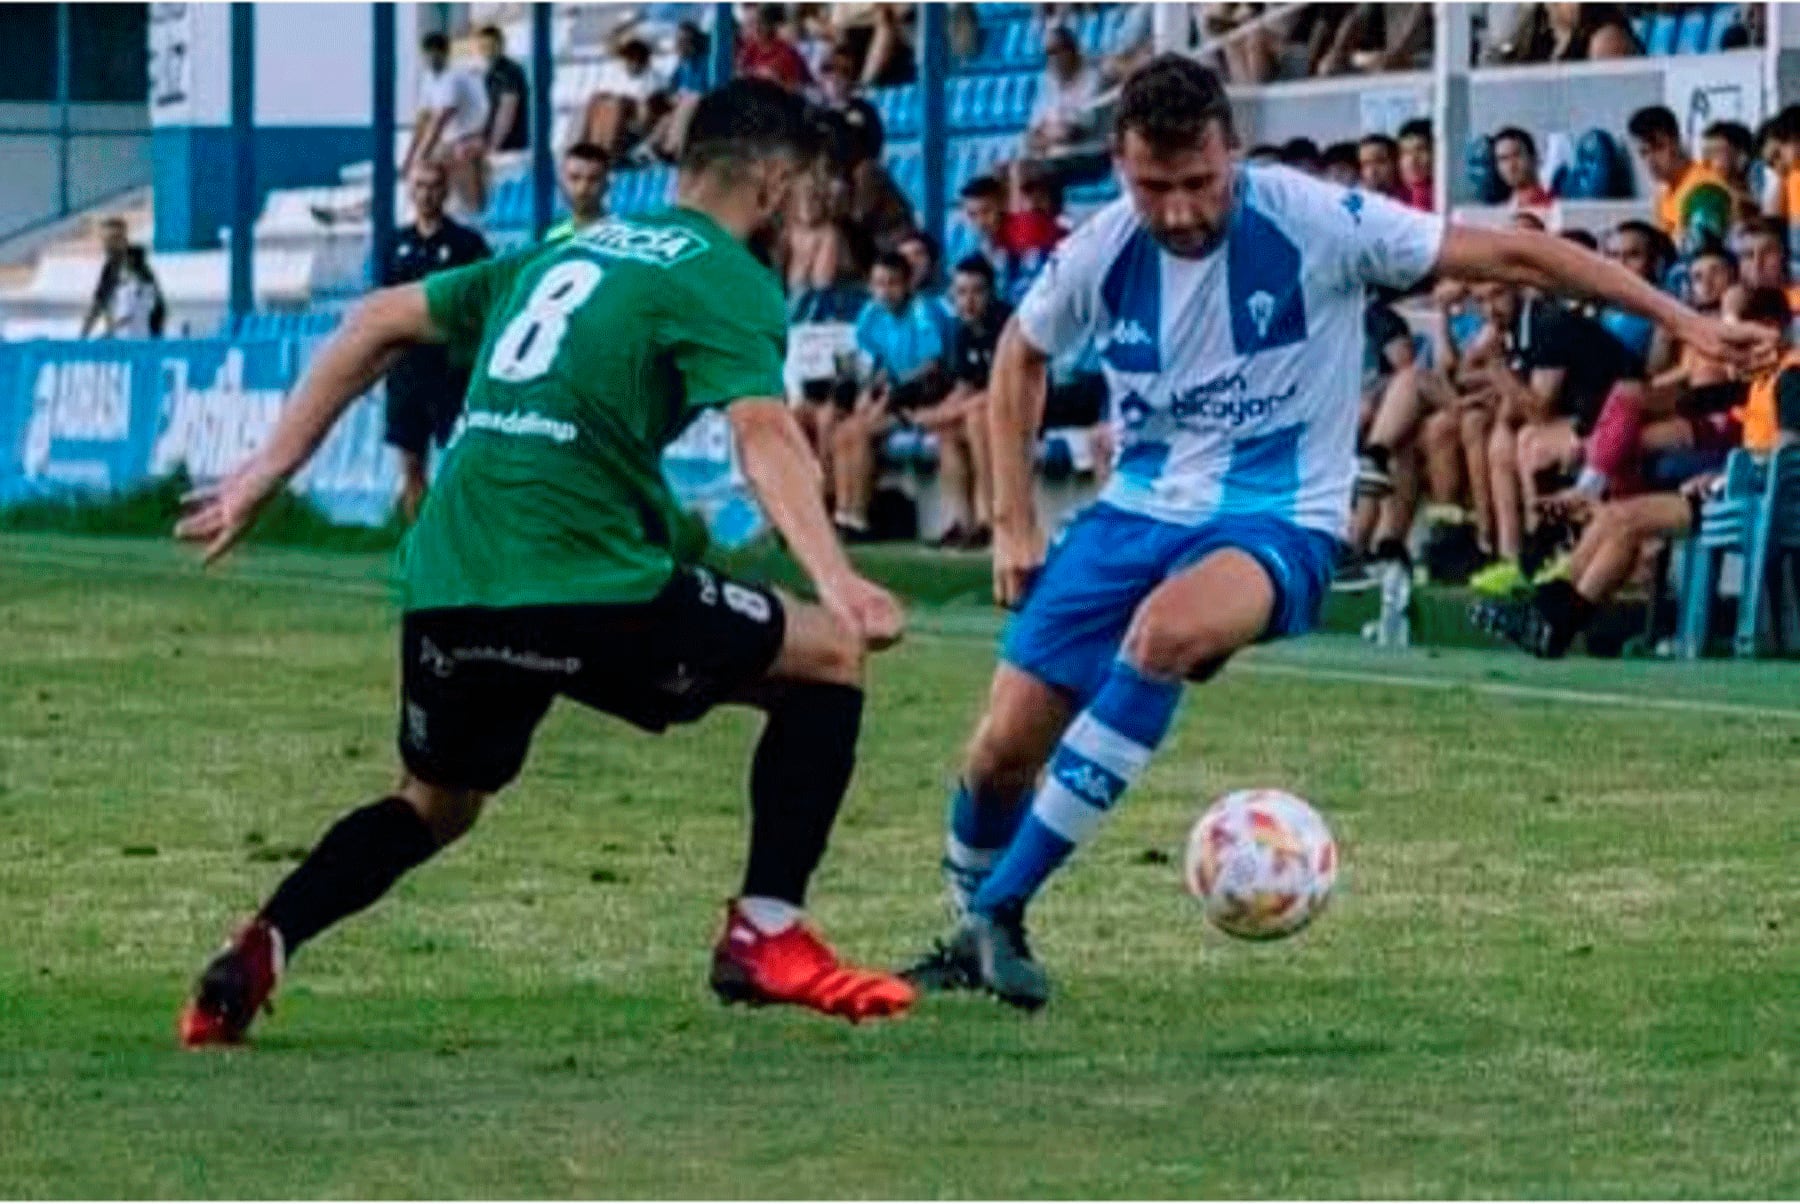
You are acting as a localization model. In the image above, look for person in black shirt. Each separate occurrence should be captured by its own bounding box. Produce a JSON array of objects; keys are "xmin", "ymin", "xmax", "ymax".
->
[
  {"xmin": 913, "ymin": 255, "xmax": 1010, "ymax": 548},
  {"xmin": 479, "ymin": 25, "xmax": 529, "ymax": 154},
  {"xmin": 383, "ymin": 162, "xmax": 491, "ymax": 521}
]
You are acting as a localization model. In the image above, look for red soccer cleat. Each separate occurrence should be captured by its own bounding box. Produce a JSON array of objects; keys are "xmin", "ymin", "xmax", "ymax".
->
[
  {"xmin": 710, "ymin": 902, "xmax": 916, "ymax": 1023},
  {"xmin": 178, "ymin": 918, "xmax": 285, "ymax": 1049}
]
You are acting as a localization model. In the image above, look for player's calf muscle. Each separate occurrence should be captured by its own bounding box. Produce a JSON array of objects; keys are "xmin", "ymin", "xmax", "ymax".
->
[{"xmin": 767, "ymin": 598, "xmax": 863, "ymax": 687}]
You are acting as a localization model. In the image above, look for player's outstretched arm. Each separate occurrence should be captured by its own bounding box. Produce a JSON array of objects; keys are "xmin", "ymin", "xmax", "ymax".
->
[
  {"xmin": 175, "ymin": 284, "xmax": 437, "ymax": 564},
  {"xmin": 1436, "ymin": 224, "xmax": 1777, "ymax": 371},
  {"xmin": 987, "ymin": 318, "xmax": 1051, "ymax": 609},
  {"xmin": 729, "ymin": 399, "xmax": 904, "ymax": 651}
]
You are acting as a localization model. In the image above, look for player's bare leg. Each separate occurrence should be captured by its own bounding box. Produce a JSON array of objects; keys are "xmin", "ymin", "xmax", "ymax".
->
[
  {"xmin": 397, "ymin": 449, "xmax": 429, "ymax": 523},
  {"xmin": 710, "ymin": 596, "xmax": 917, "ymax": 1022},
  {"xmin": 179, "ymin": 776, "xmax": 486, "ymax": 1047}
]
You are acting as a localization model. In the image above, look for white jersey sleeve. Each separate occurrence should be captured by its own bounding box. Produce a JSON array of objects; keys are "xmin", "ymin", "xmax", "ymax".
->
[
  {"xmin": 1337, "ymin": 187, "xmax": 1446, "ymax": 292},
  {"xmin": 1013, "ymin": 200, "xmax": 1132, "ymax": 359}
]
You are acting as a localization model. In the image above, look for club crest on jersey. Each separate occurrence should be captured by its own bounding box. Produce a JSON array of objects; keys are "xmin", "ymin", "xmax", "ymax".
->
[{"xmin": 1246, "ymin": 291, "xmax": 1276, "ymax": 339}]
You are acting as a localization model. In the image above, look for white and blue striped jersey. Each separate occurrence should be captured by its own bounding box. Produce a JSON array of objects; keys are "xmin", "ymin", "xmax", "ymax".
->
[{"xmin": 1015, "ymin": 164, "xmax": 1445, "ymax": 538}]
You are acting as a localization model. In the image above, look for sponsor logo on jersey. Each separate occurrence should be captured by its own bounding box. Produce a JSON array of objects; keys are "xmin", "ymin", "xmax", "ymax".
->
[
  {"xmin": 1108, "ymin": 318, "xmax": 1154, "ymax": 347},
  {"xmin": 576, "ymin": 219, "xmax": 710, "ymax": 267},
  {"xmin": 1118, "ymin": 369, "xmax": 1300, "ymax": 432}
]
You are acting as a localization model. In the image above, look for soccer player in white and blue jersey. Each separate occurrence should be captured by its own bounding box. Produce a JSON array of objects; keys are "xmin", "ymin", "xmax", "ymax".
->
[{"xmin": 903, "ymin": 56, "xmax": 1772, "ymax": 1010}]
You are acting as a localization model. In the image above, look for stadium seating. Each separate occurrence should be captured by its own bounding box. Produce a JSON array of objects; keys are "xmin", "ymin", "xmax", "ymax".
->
[{"xmin": 1675, "ymin": 446, "xmax": 1800, "ymax": 657}]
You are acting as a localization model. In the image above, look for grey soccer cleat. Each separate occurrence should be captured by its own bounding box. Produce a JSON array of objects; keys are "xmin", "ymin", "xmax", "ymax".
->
[{"xmin": 957, "ymin": 907, "xmax": 1051, "ymax": 1011}]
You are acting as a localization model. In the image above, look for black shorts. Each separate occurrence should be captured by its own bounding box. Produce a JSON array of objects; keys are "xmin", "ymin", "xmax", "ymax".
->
[
  {"xmin": 384, "ymin": 351, "xmax": 468, "ymax": 455},
  {"xmin": 399, "ymin": 566, "xmax": 786, "ymax": 793}
]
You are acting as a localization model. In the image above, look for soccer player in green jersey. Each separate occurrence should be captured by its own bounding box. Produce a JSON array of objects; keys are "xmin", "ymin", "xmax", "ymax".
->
[{"xmin": 175, "ymin": 80, "xmax": 917, "ymax": 1042}]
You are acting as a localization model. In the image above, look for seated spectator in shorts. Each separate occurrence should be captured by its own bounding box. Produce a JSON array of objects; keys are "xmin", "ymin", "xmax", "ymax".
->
[
  {"xmin": 1417, "ymin": 278, "xmax": 1504, "ymax": 551},
  {"xmin": 545, "ymin": 143, "xmax": 610, "ymax": 242},
  {"xmin": 1320, "ymin": 141, "xmax": 1360, "ymax": 188},
  {"xmin": 1632, "ymin": 104, "xmax": 1734, "ymax": 256},
  {"xmin": 1397, "ymin": 117, "xmax": 1434, "ymax": 210},
  {"xmin": 1493, "ymin": 126, "xmax": 1554, "ymax": 210},
  {"xmin": 479, "ymin": 25, "xmax": 529, "ymax": 155},
  {"xmin": 402, "ymin": 32, "xmax": 491, "ymax": 216},
  {"xmin": 1473, "ymin": 287, "xmax": 1795, "ymax": 658},
  {"xmin": 915, "ymin": 256, "xmax": 1013, "ymax": 548},
  {"xmin": 576, "ymin": 38, "xmax": 671, "ymax": 158},
  {"xmin": 1463, "ymin": 279, "xmax": 1643, "ymax": 595},
  {"xmin": 1344, "ymin": 294, "xmax": 1425, "ymax": 581},
  {"xmin": 1310, "ymin": 2, "xmax": 1432, "ymax": 75},
  {"xmin": 1025, "ymin": 26, "xmax": 1104, "ymax": 162},
  {"xmin": 1357, "ymin": 133, "xmax": 1403, "ymax": 198},
  {"xmin": 832, "ymin": 252, "xmax": 947, "ymax": 537},
  {"xmin": 642, "ymin": 21, "xmax": 711, "ymax": 161},
  {"xmin": 778, "ymin": 167, "xmax": 862, "ymax": 319},
  {"xmin": 1701, "ymin": 119, "xmax": 1762, "ymax": 227},
  {"xmin": 737, "ymin": 4, "xmax": 811, "ymax": 90}
]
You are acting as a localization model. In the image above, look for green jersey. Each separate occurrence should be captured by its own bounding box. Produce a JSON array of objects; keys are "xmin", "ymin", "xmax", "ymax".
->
[{"xmin": 402, "ymin": 207, "xmax": 786, "ymax": 611}]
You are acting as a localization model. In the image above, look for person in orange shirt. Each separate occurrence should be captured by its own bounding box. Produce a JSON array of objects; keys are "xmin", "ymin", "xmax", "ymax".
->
[
  {"xmin": 1472, "ymin": 285, "xmax": 1795, "ymax": 657},
  {"xmin": 1629, "ymin": 105, "xmax": 1732, "ymax": 255}
]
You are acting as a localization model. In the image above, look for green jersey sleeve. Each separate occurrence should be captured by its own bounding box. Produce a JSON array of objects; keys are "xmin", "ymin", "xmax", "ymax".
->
[
  {"xmin": 422, "ymin": 249, "xmax": 537, "ymax": 361},
  {"xmin": 666, "ymin": 265, "xmax": 787, "ymax": 410}
]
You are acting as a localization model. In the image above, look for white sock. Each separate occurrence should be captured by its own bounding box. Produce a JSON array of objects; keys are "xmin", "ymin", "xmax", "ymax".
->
[
  {"xmin": 737, "ymin": 895, "xmax": 802, "ymax": 934},
  {"xmin": 1574, "ymin": 466, "xmax": 1608, "ymax": 498}
]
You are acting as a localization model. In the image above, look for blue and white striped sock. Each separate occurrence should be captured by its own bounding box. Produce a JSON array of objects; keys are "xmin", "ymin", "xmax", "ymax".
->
[
  {"xmin": 943, "ymin": 780, "xmax": 1029, "ymax": 915},
  {"xmin": 972, "ymin": 660, "xmax": 1182, "ymax": 917}
]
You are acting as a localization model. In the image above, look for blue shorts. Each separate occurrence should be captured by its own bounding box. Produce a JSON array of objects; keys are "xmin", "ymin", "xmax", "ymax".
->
[{"xmin": 1001, "ymin": 504, "xmax": 1340, "ymax": 705}]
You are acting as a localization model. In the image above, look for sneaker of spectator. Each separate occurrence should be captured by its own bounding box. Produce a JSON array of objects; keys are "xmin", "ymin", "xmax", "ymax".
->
[
  {"xmin": 1320, "ymin": 141, "xmax": 1359, "ymax": 189},
  {"xmin": 1492, "ymin": 126, "xmax": 1555, "ymax": 211},
  {"xmin": 403, "ymin": 31, "xmax": 491, "ymax": 218},
  {"xmin": 1630, "ymin": 105, "xmax": 1733, "ymax": 257},
  {"xmin": 1397, "ymin": 117, "xmax": 1434, "ymax": 210},
  {"xmin": 478, "ymin": 25, "xmax": 529, "ymax": 156},
  {"xmin": 545, "ymin": 144, "xmax": 611, "ymax": 242},
  {"xmin": 1357, "ymin": 133, "xmax": 1403, "ymax": 198},
  {"xmin": 577, "ymin": 38, "xmax": 671, "ymax": 160},
  {"xmin": 1025, "ymin": 25, "xmax": 1104, "ymax": 163},
  {"xmin": 737, "ymin": 3, "xmax": 812, "ymax": 92},
  {"xmin": 834, "ymin": 251, "xmax": 948, "ymax": 536}
]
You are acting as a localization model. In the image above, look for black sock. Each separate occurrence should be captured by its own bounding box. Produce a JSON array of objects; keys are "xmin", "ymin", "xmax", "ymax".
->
[
  {"xmin": 260, "ymin": 797, "xmax": 440, "ymax": 953},
  {"xmin": 1533, "ymin": 578, "xmax": 1596, "ymax": 638},
  {"xmin": 741, "ymin": 683, "xmax": 864, "ymax": 908},
  {"xmin": 1364, "ymin": 444, "xmax": 1391, "ymax": 473}
]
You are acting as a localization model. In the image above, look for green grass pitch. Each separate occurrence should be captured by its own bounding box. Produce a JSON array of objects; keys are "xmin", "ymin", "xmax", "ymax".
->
[{"xmin": 2, "ymin": 531, "xmax": 1798, "ymax": 1198}]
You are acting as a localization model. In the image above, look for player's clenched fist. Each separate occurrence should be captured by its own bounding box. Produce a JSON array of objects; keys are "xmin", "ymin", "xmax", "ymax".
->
[
  {"xmin": 821, "ymin": 573, "xmax": 905, "ymax": 651},
  {"xmin": 992, "ymin": 520, "xmax": 1045, "ymax": 610}
]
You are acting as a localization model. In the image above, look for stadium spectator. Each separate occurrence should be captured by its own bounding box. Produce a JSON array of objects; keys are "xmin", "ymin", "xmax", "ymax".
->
[
  {"xmin": 1473, "ymin": 287, "xmax": 1796, "ymax": 658},
  {"xmin": 1278, "ymin": 136, "xmax": 1322, "ymax": 175},
  {"xmin": 1398, "ymin": 117, "xmax": 1434, "ymax": 210},
  {"xmin": 80, "ymin": 217, "xmax": 164, "ymax": 340},
  {"xmin": 1102, "ymin": 3, "xmax": 1157, "ymax": 82},
  {"xmin": 1493, "ymin": 127, "xmax": 1554, "ymax": 209},
  {"xmin": 644, "ymin": 21, "xmax": 711, "ymax": 162},
  {"xmin": 833, "ymin": 98, "xmax": 915, "ymax": 254},
  {"xmin": 1001, "ymin": 165, "xmax": 1070, "ymax": 290},
  {"xmin": 1358, "ymin": 133, "xmax": 1402, "ymax": 198},
  {"xmin": 779, "ymin": 167, "xmax": 857, "ymax": 304},
  {"xmin": 1502, "ymin": 2, "xmax": 1640, "ymax": 62},
  {"xmin": 1309, "ymin": 3, "xmax": 1432, "ymax": 76},
  {"xmin": 1729, "ymin": 217, "xmax": 1800, "ymax": 319},
  {"xmin": 1701, "ymin": 119, "xmax": 1760, "ymax": 226},
  {"xmin": 1025, "ymin": 26, "xmax": 1104, "ymax": 162},
  {"xmin": 896, "ymin": 229, "xmax": 959, "ymax": 346},
  {"xmin": 545, "ymin": 144, "xmax": 610, "ymax": 242},
  {"xmin": 402, "ymin": 32, "xmax": 490, "ymax": 217},
  {"xmin": 737, "ymin": 4, "xmax": 811, "ymax": 91},
  {"xmin": 575, "ymin": 38, "xmax": 670, "ymax": 159},
  {"xmin": 858, "ymin": 4, "xmax": 919, "ymax": 87},
  {"xmin": 918, "ymin": 255, "xmax": 1012, "ymax": 548},
  {"xmin": 813, "ymin": 41, "xmax": 862, "ymax": 109},
  {"xmin": 1630, "ymin": 104, "xmax": 1732, "ymax": 256},
  {"xmin": 1201, "ymin": 3, "xmax": 1278, "ymax": 85},
  {"xmin": 1320, "ymin": 141, "xmax": 1360, "ymax": 188},
  {"xmin": 381, "ymin": 162, "xmax": 491, "ymax": 522},
  {"xmin": 478, "ymin": 25, "xmax": 529, "ymax": 155},
  {"xmin": 832, "ymin": 251, "xmax": 945, "ymax": 538},
  {"xmin": 958, "ymin": 175, "xmax": 1024, "ymax": 301},
  {"xmin": 1344, "ymin": 293, "xmax": 1424, "ymax": 581}
]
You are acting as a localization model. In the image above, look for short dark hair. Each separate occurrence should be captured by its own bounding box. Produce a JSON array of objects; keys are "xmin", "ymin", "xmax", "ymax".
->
[
  {"xmin": 1279, "ymin": 137, "xmax": 1321, "ymax": 167},
  {"xmin": 960, "ymin": 175, "xmax": 1005, "ymax": 203},
  {"xmin": 421, "ymin": 31, "xmax": 449, "ymax": 54},
  {"xmin": 1628, "ymin": 105, "xmax": 1680, "ymax": 143},
  {"xmin": 1703, "ymin": 120, "xmax": 1754, "ymax": 157},
  {"xmin": 1322, "ymin": 141, "xmax": 1359, "ymax": 172},
  {"xmin": 681, "ymin": 78, "xmax": 821, "ymax": 177},
  {"xmin": 1561, "ymin": 228, "xmax": 1598, "ymax": 251},
  {"xmin": 565, "ymin": 142, "xmax": 610, "ymax": 167},
  {"xmin": 1046, "ymin": 24, "xmax": 1079, "ymax": 55},
  {"xmin": 953, "ymin": 254, "xmax": 996, "ymax": 284},
  {"xmin": 1740, "ymin": 285, "xmax": 1792, "ymax": 329},
  {"xmin": 1691, "ymin": 238, "xmax": 1738, "ymax": 273},
  {"xmin": 1359, "ymin": 133, "xmax": 1398, "ymax": 156},
  {"xmin": 899, "ymin": 228, "xmax": 939, "ymax": 268},
  {"xmin": 1739, "ymin": 215, "xmax": 1786, "ymax": 245},
  {"xmin": 477, "ymin": 24, "xmax": 503, "ymax": 42},
  {"xmin": 1493, "ymin": 126, "xmax": 1537, "ymax": 158},
  {"xmin": 1246, "ymin": 143, "xmax": 1282, "ymax": 162},
  {"xmin": 1398, "ymin": 118, "xmax": 1432, "ymax": 144},
  {"xmin": 620, "ymin": 38, "xmax": 652, "ymax": 64},
  {"xmin": 1770, "ymin": 105, "xmax": 1800, "ymax": 146},
  {"xmin": 1114, "ymin": 54, "xmax": 1234, "ymax": 155},
  {"xmin": 872, "ymin": 250, "xmax": 911, "ymax": 278},
  {"xmin": 1614, "ymin": 218, "xmax": 1676, "ymax": 275}
]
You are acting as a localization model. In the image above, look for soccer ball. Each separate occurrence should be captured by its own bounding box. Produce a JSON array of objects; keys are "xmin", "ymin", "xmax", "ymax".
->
[{"xmin": 1184, "ymin": 789, "xmax": 1338, "ymax": 940}]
